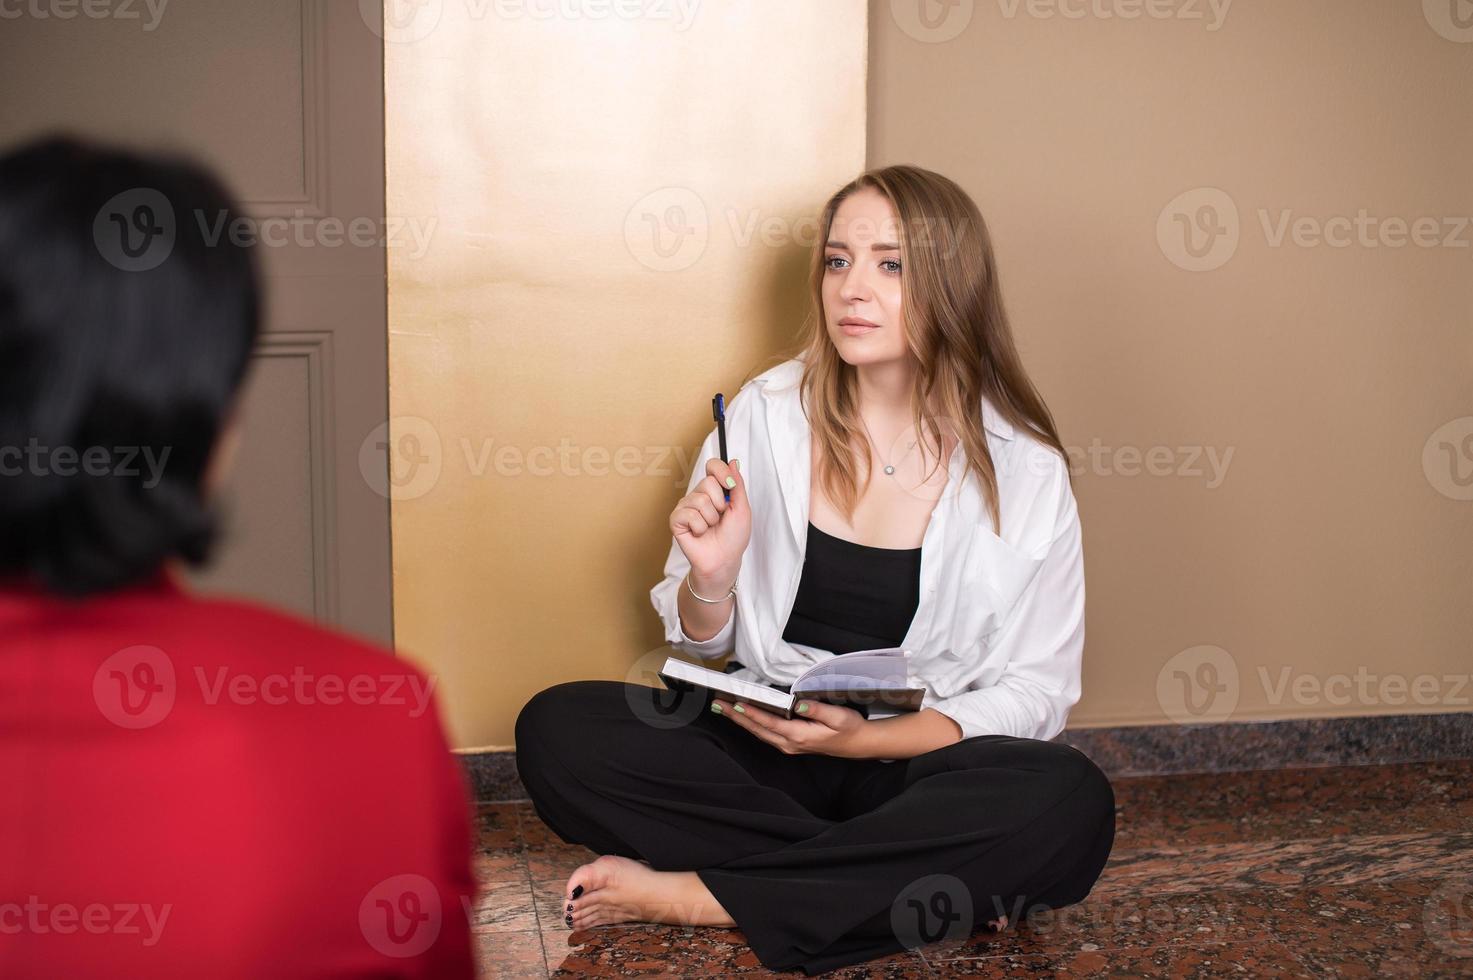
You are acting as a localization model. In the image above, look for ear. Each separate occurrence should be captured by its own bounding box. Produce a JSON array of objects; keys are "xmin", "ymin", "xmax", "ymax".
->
[{"xmin": 203, "ymin": 399, "xmax": 245, "ymax": 498}]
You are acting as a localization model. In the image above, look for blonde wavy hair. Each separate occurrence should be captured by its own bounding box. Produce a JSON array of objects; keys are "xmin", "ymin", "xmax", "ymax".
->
[{"xmin": 746, "ymin": 164, "xmax": 1070, "ymax": 534}]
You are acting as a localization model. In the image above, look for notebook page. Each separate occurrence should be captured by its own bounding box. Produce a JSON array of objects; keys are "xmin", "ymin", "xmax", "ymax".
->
[{"xmin": 793, "ymin": 651, "xmax": 911, "ymax": 689}]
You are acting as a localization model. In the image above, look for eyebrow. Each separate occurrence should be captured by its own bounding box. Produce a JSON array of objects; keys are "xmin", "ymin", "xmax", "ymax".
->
[{"xmin": 825, "ymin": 240, "xmax": 901, "ymax": 251}]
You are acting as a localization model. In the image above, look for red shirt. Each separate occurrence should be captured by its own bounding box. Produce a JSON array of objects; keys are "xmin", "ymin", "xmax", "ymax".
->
[{"xmin": 0, "ymin": 568, "xmax": 475, "ymax": 977}]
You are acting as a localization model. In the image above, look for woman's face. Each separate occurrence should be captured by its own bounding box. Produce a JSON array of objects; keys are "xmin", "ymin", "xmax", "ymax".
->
[{"xmin": 822, "ymin": 187, "xmax": 908, "ymax": 367}]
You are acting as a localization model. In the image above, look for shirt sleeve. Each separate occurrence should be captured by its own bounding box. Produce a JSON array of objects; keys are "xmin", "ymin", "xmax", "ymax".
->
[
  {"xmin": 922, "ymin": 465, "xmax": 1086, "ymax": 742},
  {"xmin": 648, "ymin": 422, "xmax": 736, "ymax": 660}
]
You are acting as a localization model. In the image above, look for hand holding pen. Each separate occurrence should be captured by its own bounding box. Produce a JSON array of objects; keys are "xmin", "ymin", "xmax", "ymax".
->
[
  {"xmin": 714, "ymin": 393, "xmax": 730, "ymax": 502},
  {"xmin": 667, "ymin": 392, "xmax": 752, "ymax": 589}
]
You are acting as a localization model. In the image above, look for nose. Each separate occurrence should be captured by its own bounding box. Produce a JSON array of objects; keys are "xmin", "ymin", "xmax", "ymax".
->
[{"xmin": 838, "ymin": 260, "xmax": 872, "ymax": 305}]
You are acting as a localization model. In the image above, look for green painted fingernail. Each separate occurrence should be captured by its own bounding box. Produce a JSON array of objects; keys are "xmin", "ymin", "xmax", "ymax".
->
[
  {"xmin": 711, "ymin": 702, "xmax": 722, "ymax": 714},
  {"xmin": 733, "ymin": 703, "xmax": 746, "ymax": 714},
  {"xmin": 797, "ymin": 702, "xmax": 809, "ymax": 714},
  {"xmin": 724, "ymin": 476, "xmax": 736, "ymax": 489}
]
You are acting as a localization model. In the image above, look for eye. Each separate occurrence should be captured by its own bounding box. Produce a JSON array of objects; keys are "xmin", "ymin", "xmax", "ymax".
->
[
  {"xmin": 881, "ymin": 259, "xmax": 902, "ymax": 274},
  {"xmin": 824, "ymin": 255, "xmax": 848, "ymax": 271}
]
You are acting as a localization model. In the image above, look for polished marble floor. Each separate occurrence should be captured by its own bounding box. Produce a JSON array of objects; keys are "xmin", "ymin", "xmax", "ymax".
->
[{"xmin": 471, "ymin": 760, "xmax": 1473, "ymax": 977}]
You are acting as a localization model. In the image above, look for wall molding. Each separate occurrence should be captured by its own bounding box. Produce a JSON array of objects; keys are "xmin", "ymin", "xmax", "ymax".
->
[
  {"xmin": 242, "ymin": 0, "xmax": 330, "ymax": 218},
  {"xmin": 252, "ymin": 330, "xmax": 339, "ymax": 625}
]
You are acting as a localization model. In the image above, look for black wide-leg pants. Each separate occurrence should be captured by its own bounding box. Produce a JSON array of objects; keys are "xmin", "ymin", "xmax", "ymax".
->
[{"xmin": 514, "ymin": 679, "xmax": 1116, "ymax": 975}]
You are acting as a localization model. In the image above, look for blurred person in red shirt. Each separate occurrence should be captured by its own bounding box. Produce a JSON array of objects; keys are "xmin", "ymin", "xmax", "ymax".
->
[{"xmin": 0, "ymin": 136, "xmax": 475, "ymax": 978}]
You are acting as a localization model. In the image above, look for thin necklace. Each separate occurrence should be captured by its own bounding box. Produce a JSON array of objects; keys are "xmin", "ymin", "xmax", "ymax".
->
[{"xmin": 858, "ymin": 413, "xmax": 916, "ymax": 476}]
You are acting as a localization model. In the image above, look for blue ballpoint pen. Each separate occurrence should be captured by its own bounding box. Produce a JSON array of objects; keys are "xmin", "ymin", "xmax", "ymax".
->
[{"xmin": 712, "ymin": 393, "xmax": 729, "ymax": 502}]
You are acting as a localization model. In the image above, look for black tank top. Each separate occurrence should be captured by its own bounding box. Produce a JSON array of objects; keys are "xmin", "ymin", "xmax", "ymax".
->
[{"xmin": 779, "ymin": 521, "xmax": 924, "ymax": 654}]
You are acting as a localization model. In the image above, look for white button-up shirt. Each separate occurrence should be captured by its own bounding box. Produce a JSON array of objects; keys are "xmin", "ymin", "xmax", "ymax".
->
[{"xmin": 649, "ymin": 357, "xmax": 1085, "ymax": 743}]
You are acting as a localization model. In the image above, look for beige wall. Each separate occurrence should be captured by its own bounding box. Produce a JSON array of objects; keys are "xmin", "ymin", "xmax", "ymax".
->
[
  {"xmin": 2, "ymin": 1, "xmax": 1462, "ymax": 747},
  {"xmin": 870, "ymin": 0, "xmax": 1473, "ymax": 726},
  {"xmin": 386, "ymin": 1, "xmax": 868, "ymax": 749},
  {"xmin": 389, "ymin": 0, "xmax": 1470, "ymax": 749}
]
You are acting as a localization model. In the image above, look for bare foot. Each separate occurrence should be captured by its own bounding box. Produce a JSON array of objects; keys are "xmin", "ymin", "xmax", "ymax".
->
[
  {"xmin": 986, "ymin": 914, "xmax": 1009, "ymax": 931},
  {"xmin": 563, "ymin": 854, "xmax": 736, "ymax": 930}
]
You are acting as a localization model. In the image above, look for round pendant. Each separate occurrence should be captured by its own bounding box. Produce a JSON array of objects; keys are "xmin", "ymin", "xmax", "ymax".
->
[{"xmin": 884, "ymin": 465, "xmax": 895, "ymax": 475}]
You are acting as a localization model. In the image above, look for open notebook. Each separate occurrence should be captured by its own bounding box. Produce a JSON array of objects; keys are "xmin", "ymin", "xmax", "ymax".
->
[{"xmin": 657, "ymin": 647, "xmax": 926, "ymax": 719}]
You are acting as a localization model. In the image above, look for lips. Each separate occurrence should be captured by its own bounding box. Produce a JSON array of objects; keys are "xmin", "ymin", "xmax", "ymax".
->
[{"xmin": 839, "ymin": 317, "xmax": 880, "ymax": 336}]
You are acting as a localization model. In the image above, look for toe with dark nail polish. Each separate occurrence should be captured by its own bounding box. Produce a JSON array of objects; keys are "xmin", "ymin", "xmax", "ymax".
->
[{"xmin": 572, "ymin": 885, "xmax": 583, "ymax": 899}]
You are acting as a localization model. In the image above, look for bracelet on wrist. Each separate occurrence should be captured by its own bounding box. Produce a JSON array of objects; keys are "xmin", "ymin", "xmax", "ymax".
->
[{"xmin": 685, "ymin": 573, "xmax": 737, "ymax": 604}]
